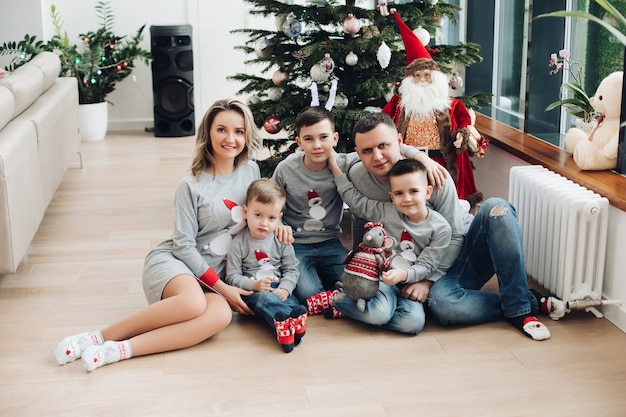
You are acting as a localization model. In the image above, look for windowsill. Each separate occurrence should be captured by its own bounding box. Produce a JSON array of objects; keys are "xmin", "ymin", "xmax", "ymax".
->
[{"xmin": 474, "ymin": 113, "xmax": 626, "ymax": 212}]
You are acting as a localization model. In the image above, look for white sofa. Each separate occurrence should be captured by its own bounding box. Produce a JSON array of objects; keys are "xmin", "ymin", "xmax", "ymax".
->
[{"xmin": 0, "ymin": 52, "xmax": 80, "ymax": 274}]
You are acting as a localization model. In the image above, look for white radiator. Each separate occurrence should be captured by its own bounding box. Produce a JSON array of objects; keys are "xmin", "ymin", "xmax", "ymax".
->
[{"xmin": 508, "ymin": 166, "xmax": 610, "ymax": 315}]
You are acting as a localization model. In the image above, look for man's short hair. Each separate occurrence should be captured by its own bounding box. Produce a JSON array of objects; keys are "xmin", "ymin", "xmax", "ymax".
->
[{"xmin": 352, "ymin": 112, "xmax": 397, "ymax": 140}]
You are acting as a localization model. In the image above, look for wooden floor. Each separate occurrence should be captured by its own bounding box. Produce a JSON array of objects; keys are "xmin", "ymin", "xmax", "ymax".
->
[{"xmin": 1, "ymin": 131, "xmax": 626, "ymax": 417}]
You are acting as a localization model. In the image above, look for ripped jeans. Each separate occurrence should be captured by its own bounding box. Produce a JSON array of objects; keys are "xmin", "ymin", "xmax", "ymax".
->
[{"xmin": 428, "ymin": 198, "xmax": 539, "ymax": 325}]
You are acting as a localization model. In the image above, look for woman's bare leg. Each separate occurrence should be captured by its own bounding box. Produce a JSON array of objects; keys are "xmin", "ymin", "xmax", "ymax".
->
[
  {"xmin": 57, "ymin": 274, "xmax": 232, "ymax": 367},
  {"xmin": 128, "ymin": 292, "xmax": 231, "ymax": 356},
  {"xmin": 101, "ymin": 274, "xmax": 213, "ymax": 342}
]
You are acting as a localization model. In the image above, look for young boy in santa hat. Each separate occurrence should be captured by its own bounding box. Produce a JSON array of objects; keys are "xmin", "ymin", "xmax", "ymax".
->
[{"xmin": 225, "ymin": 179, "xmax": 306, "ymax": 353}]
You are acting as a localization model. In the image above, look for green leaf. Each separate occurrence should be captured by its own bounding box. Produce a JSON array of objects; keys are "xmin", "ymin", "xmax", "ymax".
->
[{"xmin": 536, "ymin": 10, "xmax": 626, "ymax": 46}]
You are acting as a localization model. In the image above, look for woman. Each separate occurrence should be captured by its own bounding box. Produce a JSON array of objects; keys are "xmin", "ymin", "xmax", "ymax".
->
[{"xmin": 55, "ymin": 99, "xmax": 263, "ymax": 371}]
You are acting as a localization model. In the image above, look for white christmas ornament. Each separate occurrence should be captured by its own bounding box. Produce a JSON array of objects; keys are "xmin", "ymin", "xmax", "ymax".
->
[
  {"xmin": 254, "ymin": 38, "xmax": 271, "ymax": 58},
  {"xmin": 275, "ymin": 14, "xmax": 287, "ymax": 31},
  {"xmin": 413, "ymin": 26, "xmax": 430, "ymax": 46},
  {"xmin": 377, "ymin": 41, "xmax": 391, "ymax": 69},
  {"xmin": 334, "ymin": 93, "xmax": 348, "ymax": 109},
  {"xmin": 267, "ymin": 87, "xmax": 283, "ymax": 101},
  {"xmin": 310, "ymin": 63, "xmax": 330, "ymax": 83},
  {"xmin": 345, "ymin": 51, "xmax": 358, "ymax": 66}
]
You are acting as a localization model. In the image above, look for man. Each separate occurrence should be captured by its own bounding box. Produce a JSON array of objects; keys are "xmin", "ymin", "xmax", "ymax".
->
[
  {"xmin": 340, "ymin": 112, "xmax": 565, "ymax": 340},
  {"xmin": 382, "ymin": 9, "xmax": 487, "ymax": 207}
]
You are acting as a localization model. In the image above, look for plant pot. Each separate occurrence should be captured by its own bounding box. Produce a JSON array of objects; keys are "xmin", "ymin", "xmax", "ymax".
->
[
  {"xmin": 575, "ymin": 118, "xmax": 598, "ymax": 135},
  {"xmin": 79, "ymin": 102, "xmax": 108, "ymax": 141}
]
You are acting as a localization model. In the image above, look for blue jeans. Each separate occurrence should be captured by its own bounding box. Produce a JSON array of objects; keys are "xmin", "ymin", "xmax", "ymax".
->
[
  {"xmin": 428, "ymin": 198, "xmax": 539, "ymax": 325},
  {"xmin": 293, "ymin": 238, "xmax": 348, "ymax": 303},
  {"xmin": 332, "ymin": 282, "xmax": 426, "ymax": 335},
  {"xmin": 243, "ymin": 283, "xmax": 301, "ymax": 328}
]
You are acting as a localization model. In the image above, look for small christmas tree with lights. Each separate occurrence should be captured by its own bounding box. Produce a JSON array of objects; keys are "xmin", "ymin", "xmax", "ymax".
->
[
  {"xmin": 0, "ymin": 1, "xmax": 151, "ymax": 104},
  {"xmin": 229, "ymin": 0, "xmax": 488, "ymax": 176}
]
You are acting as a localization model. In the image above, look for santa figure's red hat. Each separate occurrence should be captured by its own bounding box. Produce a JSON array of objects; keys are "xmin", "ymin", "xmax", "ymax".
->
[
  {"xmin": 392, "ymin": 10, "xmax": 440, "ymax": 76},
  {"xmin": 400, "ymin": 229, "xmax": 411, "ymax": 243},
  {"xmin": 392, "ymin": 10, "xmax": 432, "ymax": 64}
]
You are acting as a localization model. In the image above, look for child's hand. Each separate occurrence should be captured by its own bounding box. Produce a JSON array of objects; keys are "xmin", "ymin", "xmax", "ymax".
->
[
  {"xmin": 275, "ymin": 224, "xmax": 294, "ymax": 245},
  {"xmin": 272, "ymin": 287, "xmax": 289, "ymax": 301},
  {"xmin": 252, "ymin": 277, "xmax": 273, "ymax": 292},
  {"xmin": 327, "ymin": 149, "xmax": 342, "ymax": 177},
  {"xmin": 381, "ymin": 269, "xmax": 408, "ymax": 286},
  {"xmin": 401, "ymin": 280, "xmax": 433, "ymax": 303}
]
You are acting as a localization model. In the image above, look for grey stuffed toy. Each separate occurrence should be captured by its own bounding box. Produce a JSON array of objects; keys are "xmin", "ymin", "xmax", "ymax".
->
[{"xmin": 336, "ymin": 222, "xmax": 392, "ymax": 312}]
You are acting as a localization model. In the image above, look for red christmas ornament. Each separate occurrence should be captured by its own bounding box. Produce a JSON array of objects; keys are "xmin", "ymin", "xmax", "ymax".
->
[
  {"xmin": 263, "ymin": 115, "xmax": 281, "ymax": 134},
  {"xmin": 343, "ymin": 14, "xmax": 361, "ymax": 35}
]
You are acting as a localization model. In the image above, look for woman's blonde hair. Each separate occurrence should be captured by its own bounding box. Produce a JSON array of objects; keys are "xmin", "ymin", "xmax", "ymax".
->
[{"xmin": 190, "ymin": 98, "xmax": 260, "ymax": 178}]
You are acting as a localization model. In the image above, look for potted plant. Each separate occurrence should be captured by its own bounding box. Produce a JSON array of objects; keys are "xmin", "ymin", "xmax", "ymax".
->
[
  {"xmin": 544, "ymin": 49, "xmax": 598, "ymax": 132},
  {"xmin": 0, "ymin": 1, "xmax": 151, "ymax": 140}
]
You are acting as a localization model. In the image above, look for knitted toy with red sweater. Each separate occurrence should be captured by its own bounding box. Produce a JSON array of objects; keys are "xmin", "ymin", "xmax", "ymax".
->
[{"xmin": 337, "ymin": 222, "xmax": 392, "ymax": 312}]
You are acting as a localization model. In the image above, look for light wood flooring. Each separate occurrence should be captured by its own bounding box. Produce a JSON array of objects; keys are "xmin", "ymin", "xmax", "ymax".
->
[{"xmin": 1, "ymin": 130, "xmax": 626, "ymax": 417}]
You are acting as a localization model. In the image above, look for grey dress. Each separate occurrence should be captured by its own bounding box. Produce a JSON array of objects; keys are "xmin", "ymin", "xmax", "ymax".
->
[{"xmin": 142, "ymin": 160, "xmax": 260, "ymax": 304}]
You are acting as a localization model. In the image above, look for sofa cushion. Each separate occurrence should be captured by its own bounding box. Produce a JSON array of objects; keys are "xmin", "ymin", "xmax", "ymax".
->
[
  {"xmin": 28, "ymin": 52, "xmax": 61, "ymax": 92},
  {"xmin": 0, "ymin": 119, "xmax": 45, "ymax": 274},
  {"xmin": 0, "ymin": 64, "xmax": 44, "ymax": 118},
  {"xmin": 0, "ymin": 86, "xmax": 15, "ymax": 131},
  {"xmin": 16, "ymin": 77, "xmax": 80, "ymax": 206}
]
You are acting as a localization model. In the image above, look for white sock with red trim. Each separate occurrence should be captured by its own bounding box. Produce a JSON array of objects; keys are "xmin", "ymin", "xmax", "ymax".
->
[
  {"xmin": 55, "ymin": 331, "xmax": 103, "ymax": 365},
  {"xmin": 82, "ymin": 340, "xmax": 133, "ymax": 371}
]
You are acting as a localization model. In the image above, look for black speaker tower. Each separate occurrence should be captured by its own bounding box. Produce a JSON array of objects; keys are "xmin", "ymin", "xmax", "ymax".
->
[{"xmin": 150, "ymin": 25, "xmax": 195, "ymax": 137}]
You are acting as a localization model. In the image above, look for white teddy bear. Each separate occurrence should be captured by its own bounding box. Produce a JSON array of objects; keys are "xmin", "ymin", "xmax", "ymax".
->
[{"xmin": 564, "ymin": 71, "xmax": 622, "ymax": 171}]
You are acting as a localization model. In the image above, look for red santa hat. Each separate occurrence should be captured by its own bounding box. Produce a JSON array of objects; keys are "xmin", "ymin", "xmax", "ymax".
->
[
  {"xmin": 223, "ymin": 198, "xmax": 238, "ymax": 210},
  {"xmin": 255, "ymin": 249, "xmax": 269, "ymax": 262},
  {"xmin": 400, "ymin": 229, "xmax": 411, "ymax": 243},
  {"xmin": 308, "ymin": 190, "xmax": 320, "ymax": 200},
  {"xmin": 392, "ymin": 10, "xmax": 440, "ymax": 75},
  {"xmin": 392, "ymin": 10, "xmax": 432, "ymax": 64}
]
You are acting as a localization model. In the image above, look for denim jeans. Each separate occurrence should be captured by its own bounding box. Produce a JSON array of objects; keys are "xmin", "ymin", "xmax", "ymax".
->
[
  {"xmin": 332, "ymin": 282, "xmax": 426, "ymax": 335},
  {"xmin": 243, "ymin": 283, "xmax": 301, "ymax": 328},
  {"xmin": 428, "ymin": 198, "xmax": 539, "ymax": 325},
  {"xmin": 292, "ymin": 238, "xmax": 349, "ymax": 303}
]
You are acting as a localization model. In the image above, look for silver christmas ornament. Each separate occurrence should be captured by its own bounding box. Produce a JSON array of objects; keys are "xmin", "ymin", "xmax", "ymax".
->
[{"xmin": 345, "ymin": 51, "xmax": 358, "ymax": 66}]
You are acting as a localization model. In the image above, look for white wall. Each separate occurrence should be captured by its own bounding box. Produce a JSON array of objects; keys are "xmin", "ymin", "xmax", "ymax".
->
[
  {"xmin": 0, "ymin": 0, "xmax": 44, "ymax": 70},
  {"xmin": 1, "ymin": 0, "xmax": 267, "ymax": 131}
]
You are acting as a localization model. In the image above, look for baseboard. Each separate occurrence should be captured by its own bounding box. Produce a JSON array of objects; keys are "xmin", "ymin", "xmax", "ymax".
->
[
  {"xmin": 108, "ymin": 119, "xmax": 154, "ymax": 131},
  {"xmin": 600, "ymin": 303, "xmax": 626, "ymax": 333}
]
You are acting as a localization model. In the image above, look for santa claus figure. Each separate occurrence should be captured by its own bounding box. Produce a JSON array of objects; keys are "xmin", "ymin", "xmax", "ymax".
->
[{"xmin": 382, "ymin": 10, "xmax": 488, "ymax": 207}]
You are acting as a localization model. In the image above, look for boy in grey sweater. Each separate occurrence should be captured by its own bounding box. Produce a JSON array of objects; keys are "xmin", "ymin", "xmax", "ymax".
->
[
  {"xmin": 272, "ymin": 107, "xmax": 422, "ymax": 318},
  {"xmin": 329, "ymin": 157, "xmax": 451, "ymax": 334}
]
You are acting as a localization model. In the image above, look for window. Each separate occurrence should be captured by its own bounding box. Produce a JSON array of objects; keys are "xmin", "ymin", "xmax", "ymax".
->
[{"xmin": 464, "ymin": 0, "xmax": 626, "ymax": 174}]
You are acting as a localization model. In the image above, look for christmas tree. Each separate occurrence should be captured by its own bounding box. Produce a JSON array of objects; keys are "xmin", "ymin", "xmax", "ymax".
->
[{"xmin": 229, "ymin": 0, "xmax": 488, "ymax": 176}]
